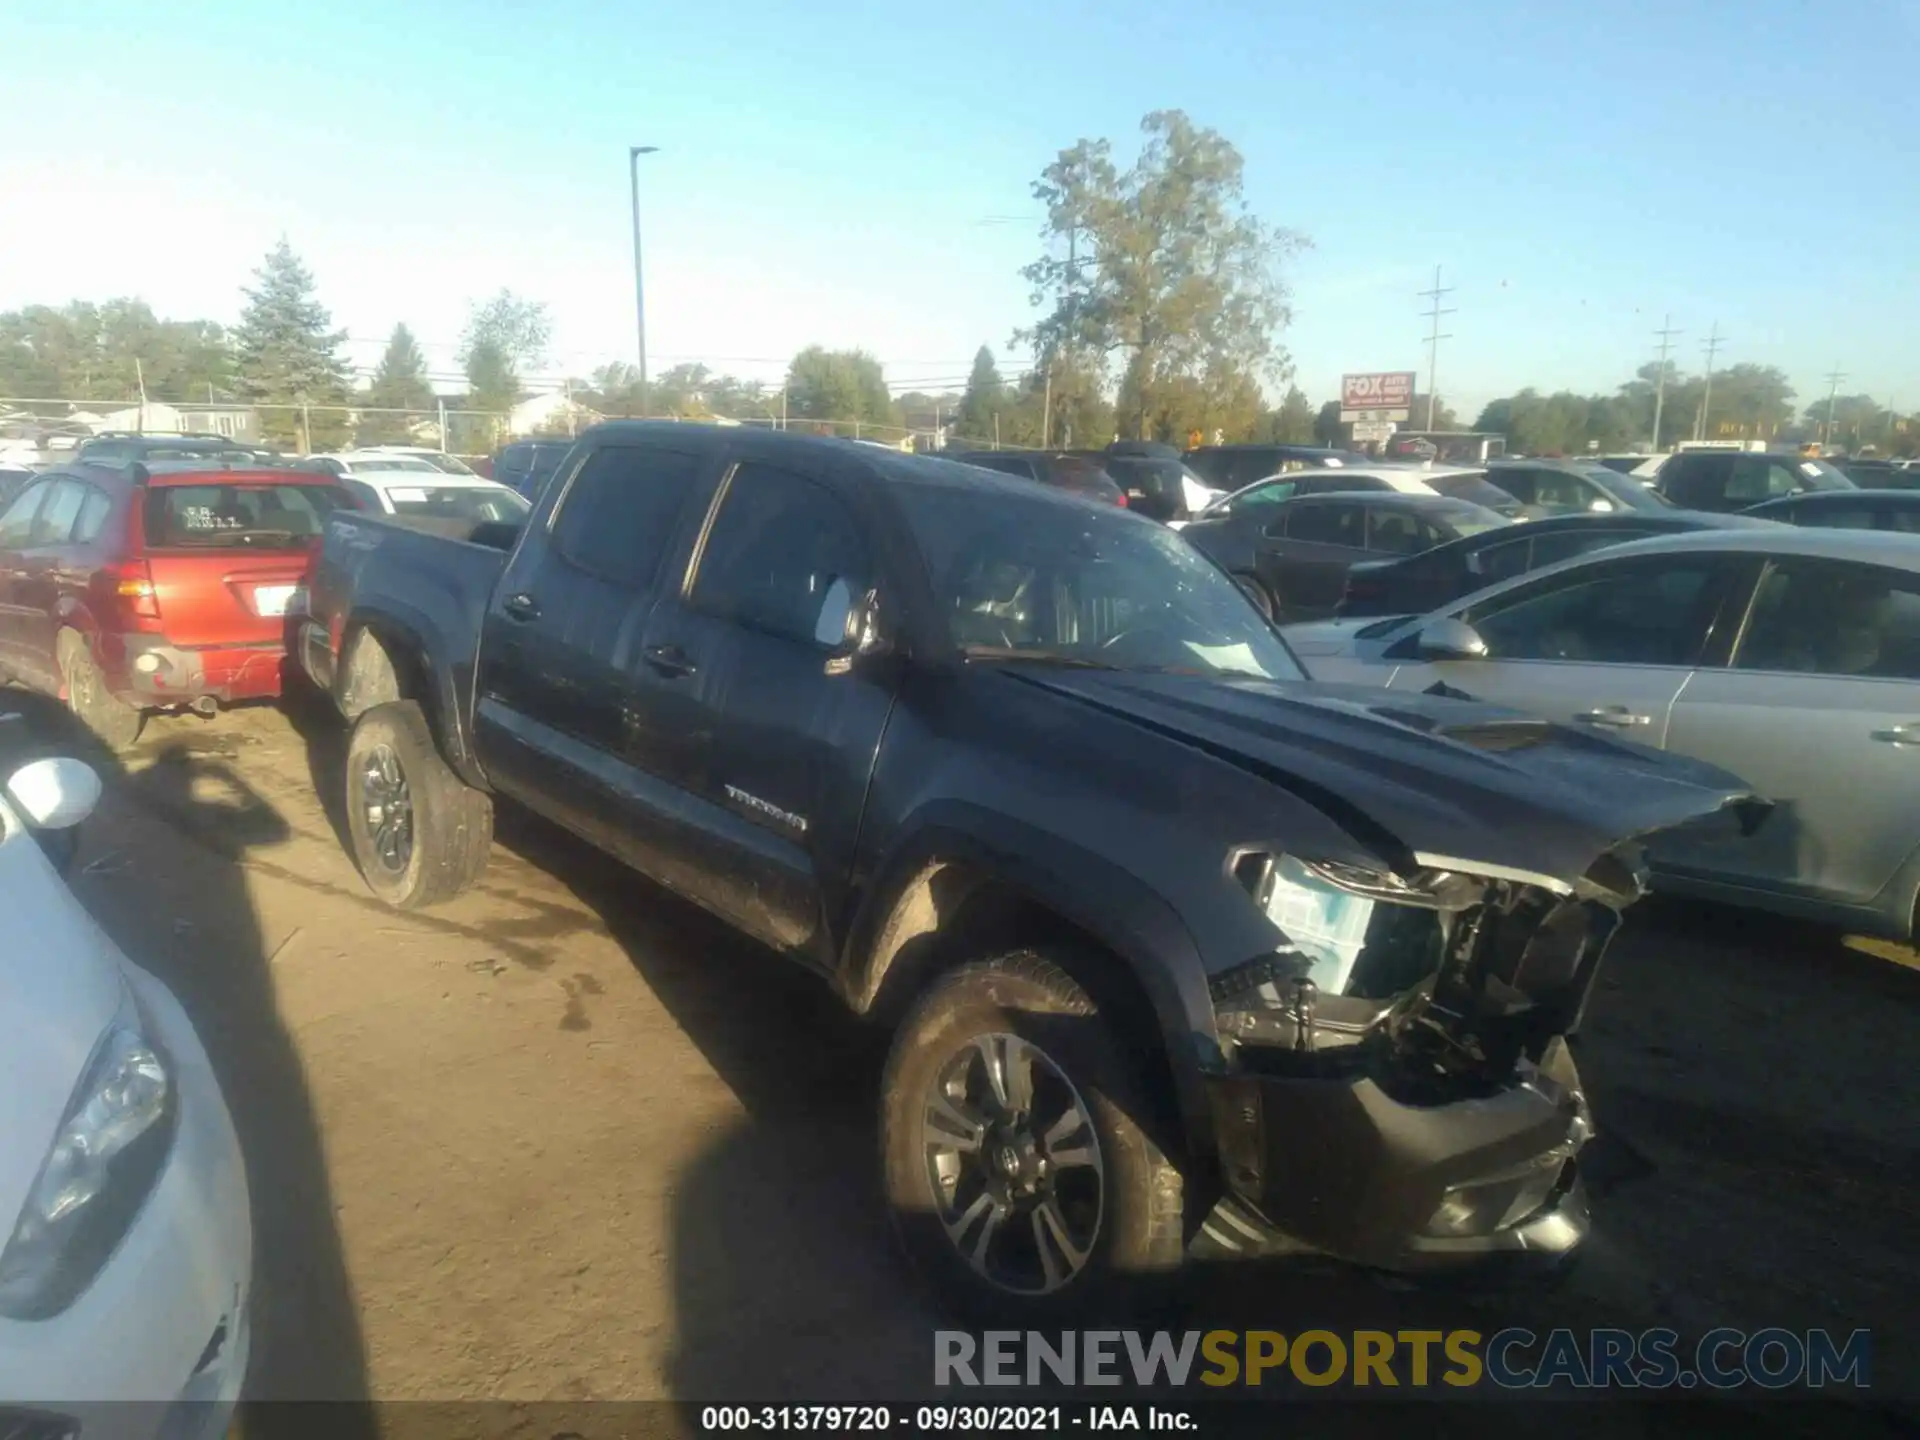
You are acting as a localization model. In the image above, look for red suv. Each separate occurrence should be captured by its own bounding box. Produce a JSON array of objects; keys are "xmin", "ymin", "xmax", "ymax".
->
[{"xmin": 0, "ymin": 459, "xmax": 356, "ymax": 747}]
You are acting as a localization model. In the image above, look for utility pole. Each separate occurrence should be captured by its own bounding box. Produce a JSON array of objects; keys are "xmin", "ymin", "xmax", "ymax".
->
[
  {"xmin": 628, "ymin": 145, "xmax": 660, "ymax": 418},
  {"xmin": 134, "ymin": 357, "xmax": 148, "ymax": 433},
  {"xmin": 1694, "ymin": 322, "xmax": 1723, "ymax": 440},
  {"xmin": 1418, "ymin": 266, "xmax": 1455, "ymax": 431},
  {"xmin": 1041, "ymin": 365, "xmax": 1052, "ymax": 449},
  {"xmin": 1649, "ymin": 315, "xmax": 1681, "ymax": 451},
  {"xmin": 1822, "ymin": 367, "xmax": 1848, "ymax": 448}
]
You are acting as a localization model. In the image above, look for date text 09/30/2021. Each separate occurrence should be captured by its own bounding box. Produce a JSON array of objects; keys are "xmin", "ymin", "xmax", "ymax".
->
[{"xmin": 699, "ymin": 1406, "xmax": 1192, "ymax": 1432}]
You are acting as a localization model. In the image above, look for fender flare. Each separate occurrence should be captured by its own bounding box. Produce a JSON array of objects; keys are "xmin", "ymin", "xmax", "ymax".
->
[
  {"xmin": 842, "ymin": 805, "xmax": 1225, "ymax": 1158},
  {"xmin": 339, "ymin": 605, "xmax": 486, "ymax": 789}
]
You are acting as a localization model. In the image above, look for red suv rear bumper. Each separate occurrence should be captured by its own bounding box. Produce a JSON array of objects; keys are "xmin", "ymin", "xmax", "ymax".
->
[{"xmin": 97, "ymin": 633, "xmax": 286, "ymax": 707}]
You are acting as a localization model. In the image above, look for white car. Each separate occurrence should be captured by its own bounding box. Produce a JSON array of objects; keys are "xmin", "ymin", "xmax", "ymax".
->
[
  {"xmin": 355, "ymin": 445, "xmax": 480, "ymax": 477},
  {"xmin": 1170, "ymin": 466, "xmax": 1444, "ymax": 531},
  {"xmin": 0, "ymin": 742, "xmax": 251, "ymax": 1434},
  {"xmin": 335, "ymin": 470, "xmax": 532, "ymax": 526}
]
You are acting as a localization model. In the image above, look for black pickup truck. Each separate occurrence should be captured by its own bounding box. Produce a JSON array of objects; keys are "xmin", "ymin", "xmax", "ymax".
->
[{"xmin": 298, "ymin": 421, "xmax": 1759, "ymax": 1322}]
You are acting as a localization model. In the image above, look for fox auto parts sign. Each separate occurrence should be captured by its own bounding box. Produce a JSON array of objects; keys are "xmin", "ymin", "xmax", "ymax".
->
[{"xmin": 1341, "ymin": 371, "xmax": 1416, "ymax": 420}]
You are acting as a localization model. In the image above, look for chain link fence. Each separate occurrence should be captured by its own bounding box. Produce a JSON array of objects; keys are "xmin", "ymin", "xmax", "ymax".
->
[{"xmin": 0, "ymin": 394, "xmax": 1060, "ymax": 467}]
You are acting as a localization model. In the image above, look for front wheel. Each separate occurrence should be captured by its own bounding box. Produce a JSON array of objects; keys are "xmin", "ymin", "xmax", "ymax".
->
[
  {"xmin": 344, "ymin": 700, "xmax": 492, "ymax": 908},
  {"xmin": 880, "ymin": 951, "xmax": 1185, "ymax": 1326}
]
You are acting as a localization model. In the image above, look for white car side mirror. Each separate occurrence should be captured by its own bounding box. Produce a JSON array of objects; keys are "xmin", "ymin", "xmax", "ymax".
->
[{"xmin": 6, "ymin": 757, "xmax": 102, "ymax": 830}]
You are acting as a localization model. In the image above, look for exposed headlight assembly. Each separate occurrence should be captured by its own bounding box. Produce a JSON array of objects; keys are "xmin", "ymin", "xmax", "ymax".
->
[
  {"xmin": 1217, "ymin": 848, "xmax": 1617, "ymax": 1088},
  {"xmin": 0, "ymin": 993, "xmax": 175, "ymax": 1320}
]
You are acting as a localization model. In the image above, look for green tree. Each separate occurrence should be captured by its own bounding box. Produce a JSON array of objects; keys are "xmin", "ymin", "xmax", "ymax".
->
[
  {"xmin": 1804, "ymin": 393, "xmax": 1893, "ymax": 452},
  {"xmin": 1312, "ymin": 400, "xmax": 1343, "ymax": 447},
  {"xmin": 954, "ymin": 346, "xmax": 1004, "ymax": 445},
  {"xmin": 460, "ymin": 290, "xmax": 550, "ymax": 427},
  {"xmin": 1020, "ymin": 110, "xmax": 1307, "ymax": 440},
  {"xmin": 784, "ymin": 346, "xmax": 897, "ymax": 435},
  {"xmin": 232, "ymin": 241, "xmax": 351, "ymax": 451},
  {"xmin": 357, "ymin": 324, "xmax": 434, "ymax": 444},
  {"xmin": 0, "ymin": 300, "xmax": 235, "ymax": 410},
  {"xmin": 1266, "ymin": 385, "xmax": 1315, "ymax": 443}
]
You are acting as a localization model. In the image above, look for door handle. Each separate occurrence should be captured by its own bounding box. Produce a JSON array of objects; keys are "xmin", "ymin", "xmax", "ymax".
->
[
  {"xmin": 643, "ymin": 643, "xmax": 696, "ymax": 679},
  {"xmin": 1575, "ymin": 706, "xmax": 1651, "ymax": 728},
  {"xmin": 1871, "ymin": 724, "xmax": 1920, "ymax": 746},
  {"xmin": 502, "ymin": 592, "xmax": 541, "ymax": 622}
]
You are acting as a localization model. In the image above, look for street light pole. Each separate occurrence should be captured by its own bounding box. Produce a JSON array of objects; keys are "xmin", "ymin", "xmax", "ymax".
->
[{"xmin": 629, "ymin": 145, "xmax": 659, "ymax": 418}]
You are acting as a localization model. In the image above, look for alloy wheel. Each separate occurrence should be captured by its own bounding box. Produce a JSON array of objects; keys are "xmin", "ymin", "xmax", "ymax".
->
[
  {"xmin": 922, "ymin": 1032, "xmax": 1104, "ymax": 1295},
  {"xmin": 359, "ymin": 743, "xmax": 414, "ymax": 877}
]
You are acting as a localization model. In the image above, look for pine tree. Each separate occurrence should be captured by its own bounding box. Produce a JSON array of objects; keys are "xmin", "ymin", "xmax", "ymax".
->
[
  {"xmin": 233, "ymin": 240, "xmax": 351, "ymax": 452},
  {"xmin": 956, "ymin": 346, "xmax": 1004, "ymax": 445},
  {"xmin": 358, "ymin": 324, "xmax": 435, "ymax": 444}
]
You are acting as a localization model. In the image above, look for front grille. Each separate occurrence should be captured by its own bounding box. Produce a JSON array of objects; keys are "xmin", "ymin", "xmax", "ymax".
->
[{"xmin": 0, "ymin": 1408, "xmax": 81, "ymax": 1440}]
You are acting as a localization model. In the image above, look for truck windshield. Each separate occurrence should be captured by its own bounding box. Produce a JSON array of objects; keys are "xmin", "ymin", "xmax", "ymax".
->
[
  {"xmin": 895, "ymin": 481, "xmax": 1306, "ymax": 681},
  {"xmin": 144, "ymin": 482, "xmax": 352, "ymax": 547}
]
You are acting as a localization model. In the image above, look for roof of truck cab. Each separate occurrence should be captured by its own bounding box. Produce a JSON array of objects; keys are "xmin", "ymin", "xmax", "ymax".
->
[{"xmin": 574, "ymin": 419, "xmax": 1139, "ymax": 514}]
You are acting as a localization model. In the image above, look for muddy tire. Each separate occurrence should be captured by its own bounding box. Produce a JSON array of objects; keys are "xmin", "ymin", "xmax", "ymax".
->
[
  {"xmin": 344, "ymin": 700, "xmax": 491, "ymax": 909},
  {"xmin": 880, "ymin": 951, "xmax": 1186, "ymax": 1327},
  {"xmin": 58, "ymin": 629, "xmax": 142, "ymax": 752}
]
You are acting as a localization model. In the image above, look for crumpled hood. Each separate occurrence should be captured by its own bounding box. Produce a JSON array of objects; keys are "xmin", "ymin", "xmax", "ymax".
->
[
  {"xmin": 0, "ymin": 817, "xmax": 127, "ymax": 1249},
  {"xmin": 1010, "ymin": 669, "xmax": 1764, "ymax": 890}
]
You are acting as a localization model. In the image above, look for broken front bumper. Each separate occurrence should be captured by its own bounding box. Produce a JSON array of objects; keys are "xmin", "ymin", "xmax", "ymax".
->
[{"xmin": 1203, "ymin": 1036, "xmax": 1592, "ymax": 1275}]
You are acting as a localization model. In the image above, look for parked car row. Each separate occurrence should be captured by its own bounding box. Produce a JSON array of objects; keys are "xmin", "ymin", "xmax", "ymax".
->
[
  {"xmin": 1287, "ymin": 524, "xmax": 1920, "ymax": 940},
  {"xmin": 0, "ymin": 450, "xmax": 523, "ymax": 749}
]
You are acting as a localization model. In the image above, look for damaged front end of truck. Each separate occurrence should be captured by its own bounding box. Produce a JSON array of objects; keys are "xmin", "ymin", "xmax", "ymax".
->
[{"xmin": 1198, "ymin": 721, "xmax": 1768, "ymax": 1275}]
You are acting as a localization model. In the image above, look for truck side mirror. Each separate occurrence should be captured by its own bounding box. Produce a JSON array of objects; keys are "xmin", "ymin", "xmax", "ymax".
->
[
  {"xmin": 1416, "ymin": 617, "xmax": 1490, "ymax": 661},
  {"xmin": 824, "ymin": 585, "xmax": 893, "ymax": 675}
]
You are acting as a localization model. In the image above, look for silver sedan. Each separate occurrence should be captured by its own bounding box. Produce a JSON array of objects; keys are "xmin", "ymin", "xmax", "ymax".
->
[{"xmin": 1283, "ymin": 527, "xmax": 1920, "ymax": 940}]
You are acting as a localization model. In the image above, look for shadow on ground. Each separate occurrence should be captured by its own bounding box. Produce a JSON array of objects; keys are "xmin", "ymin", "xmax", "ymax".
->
[{"xmin": 1, "ymin": 690, "xmax": 371, "ymax": 1434}]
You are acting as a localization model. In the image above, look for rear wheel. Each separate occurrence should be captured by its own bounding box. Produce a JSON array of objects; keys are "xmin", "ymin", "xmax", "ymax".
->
[
  {"xmin": 58, "ymin": 629, "xmax": 142, "ymax": 752},
  {"xmin": 344, "ymin": 700, "xmax": 492, "ymax": 908},
  {"xmin": 880, "ymin": 951, "xmax": 1185, "ymax": 1326}
]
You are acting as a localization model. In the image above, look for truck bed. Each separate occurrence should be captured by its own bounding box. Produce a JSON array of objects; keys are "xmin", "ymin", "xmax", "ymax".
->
[{"xmin": 302, "ymin": 509, "xmax": 515, "ymax": 771}]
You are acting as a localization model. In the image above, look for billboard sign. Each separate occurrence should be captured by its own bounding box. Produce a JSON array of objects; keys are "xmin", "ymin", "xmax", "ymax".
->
[
  {"xmin": 1340, "ymin": 371, "xmax": 1416, "ymax": 421},
  {"xmin": 1350, "ymin": 419, "xmax": 1398, "ymax": 443}
]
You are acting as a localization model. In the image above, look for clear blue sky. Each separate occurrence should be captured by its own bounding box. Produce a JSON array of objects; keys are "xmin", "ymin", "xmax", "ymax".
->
[{"xmin": 1, "ymin": 0, "xmax": 1915, "ymax": 419}]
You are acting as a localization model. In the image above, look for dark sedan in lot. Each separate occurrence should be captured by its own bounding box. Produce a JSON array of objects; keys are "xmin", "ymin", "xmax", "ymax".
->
[
  {"xmin": 1743, "ymin": 489, "xmax": 1920, "ymax": 531},
  {"xmin": 1337, "ymin": 511, "xmax": 1782, "ymax": 617},
  {"xmin": 1179, "ymin": 489, "xmax": 1509, "ymax": 621}
]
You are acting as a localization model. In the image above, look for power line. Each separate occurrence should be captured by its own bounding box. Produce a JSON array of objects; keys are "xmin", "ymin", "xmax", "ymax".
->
[
  {"xmin": 1694, "ymin": 322, "xmax": 1724, "ymax": 440},
  {"xmin": 1649, "ymin": 315, "xmax": 1682, "ymax": 450},
  {"xmin": 1417, "ymin": 265, "xmax": 1456, "ymax": 430}
]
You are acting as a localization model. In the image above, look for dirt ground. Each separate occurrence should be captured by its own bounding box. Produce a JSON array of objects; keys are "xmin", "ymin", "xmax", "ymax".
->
[{"xmin": 29, "ymin": 695, "xmax": 1920, "ymax": 1435}]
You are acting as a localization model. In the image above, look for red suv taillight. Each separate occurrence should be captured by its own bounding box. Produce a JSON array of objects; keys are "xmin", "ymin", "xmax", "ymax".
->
[
  {"xmin": 107, "ymin": 560, "xmax": 161, "ymax": 620},
  {"xmin": 1114, "ymin": 491, "xmax": 1129, "ymax": 507}
]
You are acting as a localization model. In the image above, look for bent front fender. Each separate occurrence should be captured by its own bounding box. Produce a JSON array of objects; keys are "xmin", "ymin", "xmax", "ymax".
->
[{"xmin": 842, "ymin": 808, "xmax": 1224, "ymax": 1159}]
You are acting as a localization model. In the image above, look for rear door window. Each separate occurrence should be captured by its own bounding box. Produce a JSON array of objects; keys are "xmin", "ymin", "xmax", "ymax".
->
[
  {"xmin": 73, "ymin": 486, "xmax": 112, "ymax": 543},
  {"xmin": 0, "ymin": 481, "xmax": 51, "ymax": 547},
  {"xmin": 1489, "ymin": 469, "xmax": 1535, "ymax": 504},
  {"xmin": 1733, "ymin": 558, "xmax": 1920, "ymax": 680},
  {"xmin": 29, "ymin": 481, "xmax": 86, "ymax": 545},
  {"xmin": 1282, "ymin": 501, "xmax": 1364, "ymax": 546},
  {"xmin": 1365, "ymin": 508, "xmax": 1438, "ymax": 555}
]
